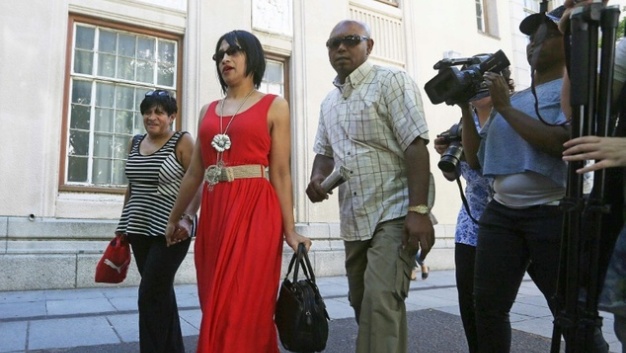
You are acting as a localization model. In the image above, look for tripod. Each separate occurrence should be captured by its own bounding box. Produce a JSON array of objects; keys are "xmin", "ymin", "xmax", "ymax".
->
[{"xmin": 551, "ymin": 3, "xmax": 622, "ymax": 353}]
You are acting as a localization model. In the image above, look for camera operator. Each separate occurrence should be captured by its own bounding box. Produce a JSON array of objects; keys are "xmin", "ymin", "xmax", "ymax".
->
[
  {"xmin": 457, "ymin": 9, "xmax": 597, "ymax": 353},
  {"xmin": 434, "ymin": 63, "xmax": 514, "ymax": 351},
  {"xmin": 560, "ymin": 0, "xmax": 626, "ymax": 351},
  {"xmin": 434, "ymin": 92, "xmax": 495, "ymax": 353}
]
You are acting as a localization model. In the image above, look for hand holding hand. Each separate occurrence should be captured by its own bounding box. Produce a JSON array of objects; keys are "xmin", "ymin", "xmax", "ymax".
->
[{"xmin": 165, "ymin": 220, "xmax": 191, "ymax": 247}]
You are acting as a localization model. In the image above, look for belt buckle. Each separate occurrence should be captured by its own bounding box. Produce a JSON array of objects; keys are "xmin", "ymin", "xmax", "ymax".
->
[{"xmin": 205, "ymin": 165, "xmax": 222, "ymax": 186}]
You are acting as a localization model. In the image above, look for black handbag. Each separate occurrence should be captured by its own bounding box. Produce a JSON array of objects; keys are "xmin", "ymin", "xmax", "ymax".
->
[{"xmin": 275, "ymin": 243, "xmax": 330, "ymax": 353}]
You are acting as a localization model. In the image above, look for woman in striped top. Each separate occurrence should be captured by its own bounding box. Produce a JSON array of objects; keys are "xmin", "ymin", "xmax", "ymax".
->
[{"xmin": 116, "ymin": 90, "xmax": 200, "ymax": 353}]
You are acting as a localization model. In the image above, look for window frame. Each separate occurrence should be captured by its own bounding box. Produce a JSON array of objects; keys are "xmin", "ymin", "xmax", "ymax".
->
[
  {"xmin": 374, "ymin": 0, "xmax": 399, "ymax": 7},
  {"xmin": 476, "ymin": 0, "xmax": 500, "ymax": 38},
  {"xmin": 523, "ymin": 0, "xmax": 540, "ymax": 13},
  {"xmin": 476, "ymin": 0, "xmax": 486, "ymax": 32},
  {"xmin": 261, "ymin": 53, "xmax": 290, "ymax": 104},
  {"xmin": 59, "ymin": 14, "xmax": 184, "ymax": 194}
]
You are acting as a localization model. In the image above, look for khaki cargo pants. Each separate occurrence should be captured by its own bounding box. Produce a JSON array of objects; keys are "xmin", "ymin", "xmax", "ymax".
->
[{"xmin": 344, "ymin": 217, "xmax": 415, "ymax": 353}]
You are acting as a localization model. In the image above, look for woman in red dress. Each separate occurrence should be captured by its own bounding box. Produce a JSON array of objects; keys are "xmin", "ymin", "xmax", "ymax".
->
[{"xmin": 165, "ymin": 30, "xmax": 312, "ymax": 352}]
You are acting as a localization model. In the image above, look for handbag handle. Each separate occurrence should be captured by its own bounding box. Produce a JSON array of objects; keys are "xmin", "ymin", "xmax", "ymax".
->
[
  {"xmin": 299, "ymin": 243, "xmax": 316, "ymax": 284},
  {"xmin": 284, "ymin": 243, "xmax": 316, "ymax": 284}
]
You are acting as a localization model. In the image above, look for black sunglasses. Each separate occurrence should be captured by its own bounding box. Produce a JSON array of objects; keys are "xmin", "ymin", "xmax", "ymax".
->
[
  {"xmin": 326, "ymin": 35, "xmax": 369, "ymax": 50},
  {"xmin": 213, "ymin": 45, "xmax": 243, "ymax": 62},
  {"xmin": 145, "ymin": 90, "xmax": 171, "ymax": 98}
]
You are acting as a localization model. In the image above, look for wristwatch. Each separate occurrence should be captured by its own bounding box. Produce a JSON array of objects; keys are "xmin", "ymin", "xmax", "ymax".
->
[{"xmin": 408, "ymin": 204, "xmax": 430, "ymax": 215}]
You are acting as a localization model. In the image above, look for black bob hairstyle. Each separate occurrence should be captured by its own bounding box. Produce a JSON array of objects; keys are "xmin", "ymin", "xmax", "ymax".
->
[
  {"xmin": 140, "ymin": 90, "xmax": 178, "ymax": 116},
  {"xmin": 214, "ymin": 30, "xmax": 266, "ymax": 94}
]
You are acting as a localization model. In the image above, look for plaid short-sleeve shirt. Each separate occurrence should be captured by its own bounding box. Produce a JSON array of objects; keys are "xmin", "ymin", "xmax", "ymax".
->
[{"xmin": 313, "ymin": 62, "xmax": 429, "ymax": 241}]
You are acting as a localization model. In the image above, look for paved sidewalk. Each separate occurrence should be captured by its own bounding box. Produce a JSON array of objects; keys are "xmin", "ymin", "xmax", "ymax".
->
[{"xmin": 0, "ymin": 270, "xmax": 621, "ymax": 353}]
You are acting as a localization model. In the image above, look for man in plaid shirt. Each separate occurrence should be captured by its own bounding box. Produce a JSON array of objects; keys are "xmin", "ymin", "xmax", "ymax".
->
[{"xmin": 306, "ymin": 19, "xmax": 435, "ymax": 353}]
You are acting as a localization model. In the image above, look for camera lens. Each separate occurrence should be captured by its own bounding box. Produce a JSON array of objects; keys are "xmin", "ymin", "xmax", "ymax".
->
[{"xmin": 438, "ymin": 142, "xmax": 463, "ymax": 173}]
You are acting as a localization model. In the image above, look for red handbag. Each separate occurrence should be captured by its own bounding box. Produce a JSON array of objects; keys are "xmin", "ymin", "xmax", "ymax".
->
[{"xmin": 95, "ymin": 234, "xmax": 131, "ymax": 283}]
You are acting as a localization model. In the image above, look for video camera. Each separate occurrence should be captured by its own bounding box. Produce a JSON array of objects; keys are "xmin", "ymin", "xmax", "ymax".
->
[{"xmin": 424, "ymin": 50, "xmax": 510, "ymax": 106}]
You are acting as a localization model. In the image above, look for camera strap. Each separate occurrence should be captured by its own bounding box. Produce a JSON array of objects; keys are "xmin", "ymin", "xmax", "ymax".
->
[{"xmin": 455, "ymin": 175, "xmax": 480, "ymax": 225}]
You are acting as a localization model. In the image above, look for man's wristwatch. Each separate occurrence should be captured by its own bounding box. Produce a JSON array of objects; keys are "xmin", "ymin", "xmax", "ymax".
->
[{"xmin": 408, "ymin": 204, "xmax": 430, "ymax": 215}]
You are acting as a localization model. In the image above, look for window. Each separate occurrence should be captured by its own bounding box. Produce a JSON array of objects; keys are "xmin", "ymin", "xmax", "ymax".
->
[
  {"xmin": 260, "ymin": 59, "xmax": 285, "ymax": 96},
  {"xmin": 523, "ymin": 0, "xmax": 540, "ymax": 13},
  {"xmin": 476, "ymin": 0, "xmax": 499, "ymax": 37},
  {"xmin": 476, "ymin": 0, "xmax": 486, "ymax": 32},
  {"xmin": 524, "ymin": 0, "xmax": 564, "ymax": 14},
  {"xmin": 259, "ymin": 55, "xmax": 290, "ymax": 102},
  {"xmin": 61, "ymin": 15, "xmax": 182, "ymax": 191}
]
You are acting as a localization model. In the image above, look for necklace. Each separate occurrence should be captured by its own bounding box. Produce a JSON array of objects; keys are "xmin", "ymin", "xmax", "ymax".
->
[
  {"xmin": 206, "ymin": 89, "xmax": 255, "ymax": 188},
  {"xmin": 211, "ymin": 88, "xmax": 255, "ymax": 153}
]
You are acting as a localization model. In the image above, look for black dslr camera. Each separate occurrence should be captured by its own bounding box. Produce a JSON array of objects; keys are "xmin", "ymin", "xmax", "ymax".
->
[
  {"xmin": 437, "ymin": 123, "xmax": 463, "ymax": 173},
  {"xmin": 424, "ymin": 50, "xmax": 510, "ymax": 106}
]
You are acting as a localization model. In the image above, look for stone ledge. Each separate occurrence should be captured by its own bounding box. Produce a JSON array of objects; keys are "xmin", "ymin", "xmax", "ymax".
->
[
  {"xmin": 0, "ymin": 216, "xmax": 456, "ymax": 291},
  {"xmin": 0, "ymin": 246, "xmax": 456, "ymax": 291},
  {"xmin": 0, "ymin": 250, "xmax": 351, "ymax": 291},
  {"xmin": 0, "ymin": 254, "xmax": 76, "ymax": 290},
  {"xmin": 8, "ymin": 217, "xmax": 117, "ymax": 239}
]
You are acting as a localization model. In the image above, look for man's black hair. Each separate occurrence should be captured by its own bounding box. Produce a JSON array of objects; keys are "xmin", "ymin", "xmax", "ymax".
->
[{"xmin": 214, "ymin": 30, "xmax": 266, "ymax": 94}]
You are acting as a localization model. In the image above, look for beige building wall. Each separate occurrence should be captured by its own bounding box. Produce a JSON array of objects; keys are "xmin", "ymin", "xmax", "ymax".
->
[{"xmin": 0, "ymin": 0, "xmax": 544, "ymax": 290}]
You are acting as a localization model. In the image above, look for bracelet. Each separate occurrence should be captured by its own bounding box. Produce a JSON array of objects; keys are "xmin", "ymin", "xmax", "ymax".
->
[{"xmin": 180, "ymin": 213, "xmax": 194, "ymax": 222}]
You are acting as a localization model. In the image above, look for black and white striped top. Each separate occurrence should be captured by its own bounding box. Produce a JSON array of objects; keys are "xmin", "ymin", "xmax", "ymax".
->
[{"xmin": 116, "ymin": 131, "xmax": 186, "ymax": 237}]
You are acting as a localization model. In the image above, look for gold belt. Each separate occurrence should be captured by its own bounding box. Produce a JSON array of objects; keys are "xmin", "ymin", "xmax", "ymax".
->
[{"xmin": 204, "ymin": 164, "xmax": 267, "ymax": 186}]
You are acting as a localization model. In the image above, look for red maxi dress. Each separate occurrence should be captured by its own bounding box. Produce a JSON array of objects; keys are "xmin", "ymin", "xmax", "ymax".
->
[{"xmin": 195, "ymin": 94, "xmax": 283, "ymax": 353}]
